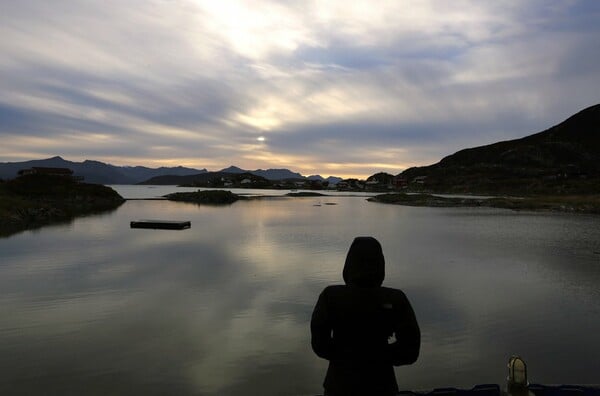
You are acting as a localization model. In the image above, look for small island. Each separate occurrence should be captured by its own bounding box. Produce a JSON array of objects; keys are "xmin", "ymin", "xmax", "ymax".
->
[
  {"xmin": 165, "ymin": 189, "xmax": 244, "ymax": 204},
  {"xmin": 286, "ymin": 192, "xmax": 327, "ymax": 197},
  {"xmin": 0, "ymin": 173, "xmax": 125, "ymax": 237},
  {"xmin": 164, "ymin": 189, "xmax": 332, "ymax": 204}
]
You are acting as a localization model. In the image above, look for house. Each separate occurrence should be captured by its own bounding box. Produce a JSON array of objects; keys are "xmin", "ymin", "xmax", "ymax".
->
[
  {"xmin": 336, "ymin": 181, "xmax": 349, "ymax": 190},
  {"xmin": 412, "ymin": 176, "xmax": 427, "ymax": 184},
  {"xmin": 394, "ymin": 175, "xmax": 408, "ymax": 189},
  {"xmin": 17, "ymin": 167, "xmax": 83, "ymax": 181},
  {"xmin": 18, "ymin": 167, "xmax": 74, "ymax": 177}
]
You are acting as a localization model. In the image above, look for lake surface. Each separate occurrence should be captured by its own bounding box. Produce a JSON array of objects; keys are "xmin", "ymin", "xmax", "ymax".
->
[{"xmin": 1, "ymin": 186, "xmax": 599, "ymax": 395}]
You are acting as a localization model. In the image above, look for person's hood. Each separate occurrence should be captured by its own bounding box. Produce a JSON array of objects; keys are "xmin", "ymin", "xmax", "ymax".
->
[{"xmin": 342, "ymin": 237, "xmax": 385, "ymax": 287}]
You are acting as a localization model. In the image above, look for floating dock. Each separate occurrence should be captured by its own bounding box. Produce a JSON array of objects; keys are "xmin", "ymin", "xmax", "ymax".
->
[{"xmin": 130, "ymin": 220, "xmax": 191, "ymax": 230}]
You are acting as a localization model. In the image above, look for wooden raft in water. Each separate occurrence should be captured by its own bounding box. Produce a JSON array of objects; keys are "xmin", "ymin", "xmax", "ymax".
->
[{"xmin": 130, "ymin": 220, "xmax": 191, "ymax": 230}]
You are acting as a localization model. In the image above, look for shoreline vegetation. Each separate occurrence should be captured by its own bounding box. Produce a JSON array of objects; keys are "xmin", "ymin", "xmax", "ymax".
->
[
  {"xmin": 0, "ymin": 174, "xmax": 125, "ymax": 237},
  {"xmin": 368, "ymin": 193, "xmax": 600, "ymax": 214}
]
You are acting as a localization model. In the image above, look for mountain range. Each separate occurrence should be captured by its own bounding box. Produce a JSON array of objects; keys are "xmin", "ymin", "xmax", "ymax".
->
[
  {"xmin": 215, "ymin": 166, "xmax": 342, "ymax": 184},
  {"xmin": 140, "ymin": 167, "xmax": 343, "ymax": 185},
  {"xmin": 0, "ymin": 157, "xmax": 343, "ymax": 185},
  {"xmin": 0, "ymin": 156, "xmax": 205, "ymax": 184},
  {"xmin": 218, "ymin": 165, "xmax": 304, "ymax": 180}
]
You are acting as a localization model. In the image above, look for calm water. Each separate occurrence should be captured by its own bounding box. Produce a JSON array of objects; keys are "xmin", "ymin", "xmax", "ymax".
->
[{"xmin": 1, "ymin": 187, "xmax": 599, "ymax": 395}]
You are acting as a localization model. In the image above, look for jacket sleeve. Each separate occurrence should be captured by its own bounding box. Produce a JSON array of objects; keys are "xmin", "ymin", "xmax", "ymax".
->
[
  {"xmin": 310, "ymin": 288, "xmax": 336, "ymax": 361},
  {"xmin": 387, "ymin": 292, "xmax": 420, "ymax": 366}
]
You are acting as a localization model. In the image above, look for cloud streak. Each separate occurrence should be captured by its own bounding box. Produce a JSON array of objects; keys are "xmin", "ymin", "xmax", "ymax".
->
[{"xmin": 1, "ymin": 0, "xmax": 599, "ymax": 178}]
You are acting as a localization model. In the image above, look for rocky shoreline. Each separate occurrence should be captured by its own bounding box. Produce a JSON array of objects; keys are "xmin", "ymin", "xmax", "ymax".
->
[
  {"xmin": 165, "ymin": 189, "xmax": 244, "ymax": 204},
  {"xmin": 368, "ymin": 193, "xmax": 600, "ymax": 214},
  {"xmin": 0, "ymin": 175, "xmax": 125, "ymax": 237}
]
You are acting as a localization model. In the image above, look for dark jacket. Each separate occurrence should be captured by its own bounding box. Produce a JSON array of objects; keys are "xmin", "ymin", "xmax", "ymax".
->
[{"xmin": 311, "ymin": 237, "xmax": 420, "ymax": 396}]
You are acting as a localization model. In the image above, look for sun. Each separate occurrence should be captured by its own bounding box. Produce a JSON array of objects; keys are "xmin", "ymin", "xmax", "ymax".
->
[{"xmin": 257, "ymin": 136, "xmax": 266, "ymax": 142}]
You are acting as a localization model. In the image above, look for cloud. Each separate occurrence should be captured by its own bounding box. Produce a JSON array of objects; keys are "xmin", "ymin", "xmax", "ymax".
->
[{"xmin": 0, "ymin": 0, "xmax": 599, "ymax": 177}]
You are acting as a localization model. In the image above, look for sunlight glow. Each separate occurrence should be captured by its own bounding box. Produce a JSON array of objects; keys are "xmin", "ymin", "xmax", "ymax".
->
[{"xmin": 195, "ymin": 0, "xmax": 315, "ymax": 60}]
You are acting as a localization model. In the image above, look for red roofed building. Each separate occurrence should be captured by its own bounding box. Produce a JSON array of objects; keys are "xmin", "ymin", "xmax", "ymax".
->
[{"xmin": 17, "ymin": 167, "xmax": 83, "ymax": 181}]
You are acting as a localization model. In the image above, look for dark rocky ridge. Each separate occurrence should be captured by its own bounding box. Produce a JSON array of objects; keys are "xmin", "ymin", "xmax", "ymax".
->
[{"xmin": 400, "ymin": 104, "xmax": 600, "ymax": 195}]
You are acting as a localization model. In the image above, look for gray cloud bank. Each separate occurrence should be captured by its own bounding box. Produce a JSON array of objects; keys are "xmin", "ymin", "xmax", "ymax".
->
[{"xmin": 1, "ymin": 0, "xmax": 599, "ymax": 177}]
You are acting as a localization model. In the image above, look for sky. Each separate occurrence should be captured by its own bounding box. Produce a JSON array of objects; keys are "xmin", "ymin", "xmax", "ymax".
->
[{"xmin": 1, "ymin": 1, "xmax": 599, "ymax": 179}]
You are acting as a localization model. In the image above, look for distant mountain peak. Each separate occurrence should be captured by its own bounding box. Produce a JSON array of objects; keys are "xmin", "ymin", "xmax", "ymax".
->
[
  {"xmin": 220, "ymin": 165, "xmax": 247, "ymax": 173},
  {"xmin": 250, "ymin": 168, "xmax": 304, "ymax": 180}
]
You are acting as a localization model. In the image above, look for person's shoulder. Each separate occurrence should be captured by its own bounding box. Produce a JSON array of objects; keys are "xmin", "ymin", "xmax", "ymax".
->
[
  {"xmin": 379, "ymin": 286, "xmax": 409, "ymax": 301},
  {"xmin": 319, "ymin": 284, "xmax": 349, "ymax": 299},
  {"xmin": 321, "ymin": 284, "xmax": 346, "ymax": 294},
  {"xmin": 379, "ymin": 286, "xmax": 406, "ymax": 294}
]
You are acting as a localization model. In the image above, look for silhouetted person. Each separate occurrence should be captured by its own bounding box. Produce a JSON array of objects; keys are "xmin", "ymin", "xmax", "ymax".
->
[{"xmin": 311, "ymin": 237, "xmax": 420, "ymax": 396}]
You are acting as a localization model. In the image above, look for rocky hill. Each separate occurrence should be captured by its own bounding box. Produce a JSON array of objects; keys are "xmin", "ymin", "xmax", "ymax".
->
[
  {"xmin": 401, "ymin": 104, "xmax": 600, "ymax": 195},
  {"xmin": 0, "ymin": 174, "xmax": 124, "ymax": 237}
]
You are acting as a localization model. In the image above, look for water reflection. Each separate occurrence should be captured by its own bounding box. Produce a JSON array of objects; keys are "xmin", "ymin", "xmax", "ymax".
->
[
  {"xmin": 0, "ymin": 197, "xmax": 599, "ymax": 394},
  {"xmin": 0, "ymin": 204, "xmax": 122, "ymax": 239}
]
